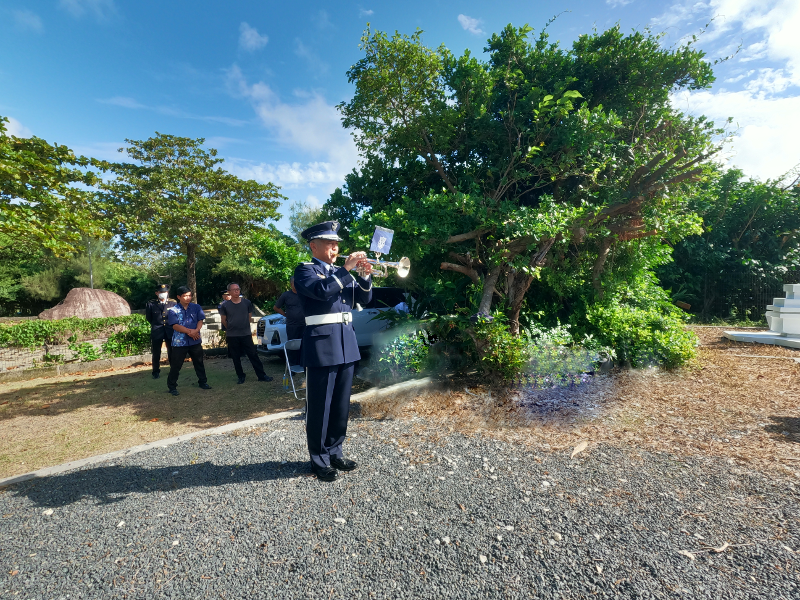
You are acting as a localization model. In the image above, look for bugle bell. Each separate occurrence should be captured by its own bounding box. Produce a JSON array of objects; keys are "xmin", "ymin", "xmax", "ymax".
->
[{"xmin": 338, "ymin": 255, "xmax": 411, "ymax": 278}]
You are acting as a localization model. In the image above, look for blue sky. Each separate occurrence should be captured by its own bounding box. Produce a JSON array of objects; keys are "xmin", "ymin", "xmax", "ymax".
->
[{"xmin": 2, "ymin": 0, "xmax": 799, "ymax": 235}]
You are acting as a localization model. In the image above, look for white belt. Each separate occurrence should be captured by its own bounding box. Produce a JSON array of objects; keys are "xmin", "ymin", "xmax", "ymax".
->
[{"xmin": 305, "ymin": 312, "xmax": 352, "ymax": 326}]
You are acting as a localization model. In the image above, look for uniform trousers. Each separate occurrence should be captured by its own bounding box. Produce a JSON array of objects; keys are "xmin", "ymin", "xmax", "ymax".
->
[
  {"xmin": 226, "ymin": 335, "xmax": 267, "ymax": 379},
  {"xmin": 151, "ymin": 336, "xmax": 172, "ymax": 375},
  {"xmin": 166, "ymin": 344, "xmax": 207, "ymax": 391},
  {"xmin": 305, "ymin": 361, "xmax": 355, "ymax": 470}
]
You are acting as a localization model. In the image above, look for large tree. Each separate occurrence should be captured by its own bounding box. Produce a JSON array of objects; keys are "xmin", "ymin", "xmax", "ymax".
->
[
  {"xmin": 338, "ymin": 24, "xmax": 724, "ymax": 334},
  {"xmin": 0, "ymin": 116, "xmax": 107, "ymax": 256},
  {"xmin": 99, "ymin": 134, "xmax": 283, "ymax": 302}
]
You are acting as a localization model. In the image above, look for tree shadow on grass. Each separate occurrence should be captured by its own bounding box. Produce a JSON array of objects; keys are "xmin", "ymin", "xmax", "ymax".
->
[
  {"xmin": 7, "ymin": 458, "xmax": 313, "ymax": 508},
  {"xmin": 0, "ymin": 356, "xmax": 301, "ymax": 427}
]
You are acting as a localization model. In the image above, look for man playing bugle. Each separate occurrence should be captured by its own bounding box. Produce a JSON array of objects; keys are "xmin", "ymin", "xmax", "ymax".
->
[{"xmin": 294, "ymin": 221, "xmax": 372, "ymax": 482}]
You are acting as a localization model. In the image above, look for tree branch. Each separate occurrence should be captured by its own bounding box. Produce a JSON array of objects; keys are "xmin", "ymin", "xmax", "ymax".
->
[{"xmin": 440, "ymin": 262, "xmax": 480, "ymax": 285}]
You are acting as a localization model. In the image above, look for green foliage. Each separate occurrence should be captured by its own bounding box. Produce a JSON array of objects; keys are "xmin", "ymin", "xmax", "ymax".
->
[
  {"xmin": 585, "ymin": 279, "xmax": 697, "ymax": 368},
  {"xmin": 334, "ymin": 21, "xmax": 723, "ymax": 358},
  {"xmin": 68, "ymin": 341, "xmax": 101, "ymax": 362},
  {"xmin": 288, "ymin": 200, "xmax": 322, "ymax": 244},
  {"xmin": 372, "ymin": 330, "xmax": 432, "ymax": 382},
  {"xmin": 101, "ymin": 316, "xmax": 151, "ymax": 357},
  {"xmin": 214, "ymin": 227, "xmax": 310, "ymax": 302},
  {"xmin": 0, "ymin": 116, "xmax": 109, "ymax": 256},
  {"xmin": 658, "ymin": 168, "xmax": 800, "ymax": 319},
  {"xmin": 97, "ymin": 133, "xmax": 284, "ymax": 302},
  {"xmin": 471, "ymin": 317, "xmax": 529, "ymax": 380},
  {"xmin": 0, "ymin": 314, "xmax": 147, "ymax": 349}
]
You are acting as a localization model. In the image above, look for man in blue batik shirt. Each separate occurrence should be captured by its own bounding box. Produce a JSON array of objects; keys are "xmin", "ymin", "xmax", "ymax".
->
[
  {"xmin": 166, "ymin": 285, "xmax": 212, "ymax": 396},
  {"xmin": 294, "ymin": 221, "xmax": 373, "ymax": 482}
]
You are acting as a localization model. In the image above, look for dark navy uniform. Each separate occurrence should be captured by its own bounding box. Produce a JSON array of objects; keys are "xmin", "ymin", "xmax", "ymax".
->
[
  {"xmin": 294, "ymin": 225, "xmax": 372, "ymax": 474},
  {"xmin": 145, "ymin": 284, "xmax": 176, "ymax": 378}
]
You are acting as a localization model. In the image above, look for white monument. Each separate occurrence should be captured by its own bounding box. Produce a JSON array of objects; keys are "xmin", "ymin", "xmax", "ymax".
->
[{"xmin": 724, "ymin": 283, "xmax": 800, "ymax": 349}]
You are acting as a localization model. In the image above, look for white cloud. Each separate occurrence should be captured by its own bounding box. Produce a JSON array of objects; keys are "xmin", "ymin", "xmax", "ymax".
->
[
  {"xmin": 457, "ymin": 14, "xmax": 484, "ymax": 36},
  {"xmin": 314, "ymin": 10, "xmax": 334, "ymax": 30},
  {"xmin": 225, "ymin": 64, "xmax": 358, "ymax": 191},
  {"xmin": 655, "ymin": 1, "xmax": 800, "ymax": 85},
  {"xmin": 59, "ymin": 0, "xmax": 116, "ymax": 20},
  {"xmin": 606, "ymin": 0, "xmax": 633, "ymax": 7},
  {"xmin": 239, "ymin": 22, "xmax": 269, "ymax": 52},
  {"xmin": 295, "ymin": 39, "xmax": 329, "ymax": 76},
  {"xmin": 359, "ymin": 9, "xmax": 374, "ymax": 17},
  {"xmin": 4, "ymin": 117, "xmax": 32, "ymax": 138},
  {"xmin": 97, "ymin": 96, "xmax": 249, "ymax": 126},
  {"xmin": 655, "ymin": 1, "xmax": 800, "ymax": 180},
  {"xmin": 100, "ymin": 96, "xmax": 145, "ymax": 109},
  {"xmin": 13, "ymin": 9, "xmax": 43, "ymax": 32},
  {"xmin": 673, "ymin": 89, "xmax": 800, "ymax": 180}
]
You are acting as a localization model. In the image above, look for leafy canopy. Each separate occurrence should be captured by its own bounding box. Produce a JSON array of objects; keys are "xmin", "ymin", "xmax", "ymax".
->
[{"xmin": 0, "ymin": 116, "xmax": 107, "ymax": 255}]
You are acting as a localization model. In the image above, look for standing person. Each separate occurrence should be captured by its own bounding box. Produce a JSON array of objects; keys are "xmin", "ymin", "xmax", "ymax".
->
[
  {"xmin": 145, "ymin": 283, "xmax": 176, "ymax": 379},
  {"xmin": 166, "ymin": 286, "xmax": 211, "ymax": 396},
  {"xmin": 219, "ymin": 282, "xmax": 273, "ymax": 384},
  {"xmin": 294, "ymin": 221, "xmax": 372, "ymax": 482},
  {"xmin": 274, "ymin": 277, "xmax": 305, "ymax": 364},
  {"xmin": 217, "ymin": 290, "xmax": 231, "ymax": 331}
]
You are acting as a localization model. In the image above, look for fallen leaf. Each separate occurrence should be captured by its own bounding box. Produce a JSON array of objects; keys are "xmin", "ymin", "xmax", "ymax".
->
[
  {"xmin": 42, "ymin": 509, "xmax": 53, "ymax": 516},
  {"xmin": 9, "ymin": 570, "xmax": 18, "ymax": 576},
  {"xmin": 0, "ymin": 401, "xmax": 8, "ymax": 405},
  {"xmin": 149, "ymin": 418, "xmax": 158, "ymax": 422},
  {"xmin": 678, "ymin": 550, "xmax": 696, "ymax": 561},
  {"xmin": 40, "ymin": 404, "xmax": 51, "ymax": 409},
  {"xmin": 103, "ymin": 422, "xmax": 110, "ymax": 426},
  {"xmin": 571, "ymin": 441, "xmax": 589, "ymax": 458},
  {"xmin": 459, "ymin": 504, "xmax": 466, "ymax": 511},
  {"xmin": 596, "ymin": 564, "xmax": 603, "ymax": 574},
  {"xmin": 711, "ymin": 542, "xmax": 730, "ymax": 553}
]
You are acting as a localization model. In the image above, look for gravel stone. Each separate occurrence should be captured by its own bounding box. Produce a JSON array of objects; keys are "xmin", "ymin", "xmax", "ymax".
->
[{"xmin": 0, "ymin": 414, "xmax": 798, "ymax": 599}]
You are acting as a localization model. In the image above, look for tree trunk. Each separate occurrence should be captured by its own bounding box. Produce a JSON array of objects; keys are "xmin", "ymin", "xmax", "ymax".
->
[
  {"xmin": 592, "ymin": 238, "xmax": 613, "ymax": 298},
  {"xmin": 478, "ymin": 266, "xmax": 502, "ymax": 315},
  {"xmin": 508, "ymin": 273, "xmax": 535, "ymax": 336},
  {"xmin": 186, "ymin": 243, "xmax": 197, "ymax": 303}
]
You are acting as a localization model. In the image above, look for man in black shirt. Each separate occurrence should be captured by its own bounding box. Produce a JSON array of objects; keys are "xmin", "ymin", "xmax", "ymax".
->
[
  {"xmin": 219, "ymin": 282, "xmax": 273, "ymax": 384},
  {"xmin": 274, "ymin": 277, "xmax": 305, "ymax": 365},
  {"xmin": 145, "ymin": 283, "xmax": 176, "ymax": 379}
]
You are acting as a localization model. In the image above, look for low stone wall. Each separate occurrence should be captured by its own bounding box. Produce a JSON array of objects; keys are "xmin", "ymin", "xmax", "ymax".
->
[{"xmin": 0, "ymin": 353, "xmax": 152, "ymax": 384}]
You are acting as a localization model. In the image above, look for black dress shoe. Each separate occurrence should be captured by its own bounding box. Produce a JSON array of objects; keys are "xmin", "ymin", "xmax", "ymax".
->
[
  {"xmin": 198, "ymin": 383, "xmax": 212, "ymax": 390},
  {"xmin": 169, "ymin": 389, "xmax": 179, "ymax": 396},
  {"xmin": 152, "ymin": 372, "xmax": 160, "ymax": 379},
  {"xmin": 330, "ymin": 456, "xmax": 357, "ymax": 472},
  {"xmin": 237, "ymin": 376, "xmax": 246, "ymax": 384},
  {"xmin": 257, "ymin": 375, "xmax": 273, "ymax": 382},
  {"xmin": 312, "ymin": 466, "xmax": 338, "ymax": 482}
]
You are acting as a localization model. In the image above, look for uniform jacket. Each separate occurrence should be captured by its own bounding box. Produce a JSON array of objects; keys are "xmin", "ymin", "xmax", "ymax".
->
[
  {"xmin": 294, "ymin": 258, "xmax": 372, "ymax": 367},
  {"xmin": 145, "ymin": 298, "xmax": 177, "ymax": 341}
]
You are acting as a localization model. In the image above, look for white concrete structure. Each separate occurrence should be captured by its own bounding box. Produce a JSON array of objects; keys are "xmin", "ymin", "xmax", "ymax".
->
[{"xmin": 724, "ymin": 284, "xmax": 800, "ymax": 349}]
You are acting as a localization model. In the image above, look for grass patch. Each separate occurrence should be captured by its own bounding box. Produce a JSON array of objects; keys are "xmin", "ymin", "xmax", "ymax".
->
[{"xmin": 0, "ymin": 355, "xmax": 371, "ymax": 479}]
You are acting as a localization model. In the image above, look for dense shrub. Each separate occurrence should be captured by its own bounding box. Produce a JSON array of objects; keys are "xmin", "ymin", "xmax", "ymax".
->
[
  {"xmin": 372, "ymin": 329, "xmax": 432, "ymax": 382},
  {"xmin": 585, "ymin": 286, "xmax": 696, "ymax": 368},
  {"xmin": 0, "ymin": 314, "xmax": 151, "ymax": 361},
  {"xmin": 0, "ymin": 315, "xmax": 146, "ymax": 348},
  {"xmin": 101, "ymin": 316, "xmax": 151, "ymax": 357}
]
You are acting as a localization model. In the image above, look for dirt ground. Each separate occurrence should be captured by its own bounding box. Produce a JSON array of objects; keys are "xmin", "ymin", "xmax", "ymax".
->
[
  {"xmin": 361, "ymin": 327, "xmax": 800, "ymax": 479},
  {"xmin": 2, "ymin": 327, "xmax": 798, "ymax": 481},
  {"xmin": 0, "ymin": 355, "xmax": 309, "ymax": 479}
]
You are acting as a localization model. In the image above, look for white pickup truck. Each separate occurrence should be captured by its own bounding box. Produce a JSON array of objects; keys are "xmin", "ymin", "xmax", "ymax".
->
[{"xmin": 256, "ymin": 287, "xmax": 407, "ymax": 354}]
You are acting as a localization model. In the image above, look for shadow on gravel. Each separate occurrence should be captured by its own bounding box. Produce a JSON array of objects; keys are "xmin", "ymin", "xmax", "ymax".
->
[
  {"xmin": 764, "ymin": 415, "xmax": 800, "ymax": 444},
  {"xmin": 7, "ymin": 459, "xmax": 311, "ymax": 508}
]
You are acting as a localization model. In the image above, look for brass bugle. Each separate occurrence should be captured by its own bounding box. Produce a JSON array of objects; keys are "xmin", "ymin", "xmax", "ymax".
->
[{"xmin": 336, "ymin": 255, "xmax": 411, "ymax": 278}]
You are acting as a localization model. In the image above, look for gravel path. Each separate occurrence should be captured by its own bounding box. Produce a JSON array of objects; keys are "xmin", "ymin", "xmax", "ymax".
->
[{"xmin": 1, "ymin": 415, "xmax": 798, "ymax": 599}]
